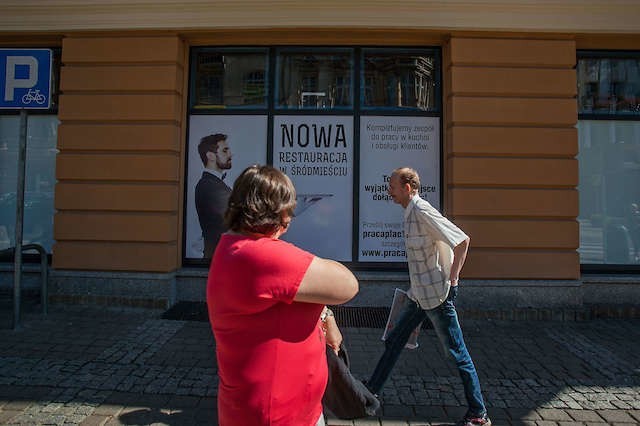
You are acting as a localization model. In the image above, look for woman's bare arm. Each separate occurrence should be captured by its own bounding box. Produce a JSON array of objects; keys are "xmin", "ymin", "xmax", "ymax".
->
[{"xmin": 294, "ymin": 257, "xmax": 358, "ymax": 305}]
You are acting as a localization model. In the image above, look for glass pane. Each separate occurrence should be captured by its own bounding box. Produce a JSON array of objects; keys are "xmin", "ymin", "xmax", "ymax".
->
[
  {"xmin": 192, "ymin": 51, "xmax": 268, "ymax": 109},
  {"xmin": 363, "ymin": 52, "xmax": 437, "ymax": 111},
  {"xmin": 578, "ymin": 120, "xmax": 640, "ymax": 264},
  {"xmin": 276, "ymin": 51, "xmax": 353, "ymax": 109},
  {"xmin": 578, "ymin": 57, "xmax": 640, "ymax": 115},
  {"xmin": 0, "ymin": 115, "xmax": 58, "ymax": 252}
]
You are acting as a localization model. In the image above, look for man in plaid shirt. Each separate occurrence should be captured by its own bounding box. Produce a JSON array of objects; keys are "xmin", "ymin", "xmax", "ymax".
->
[{"xmin": 366, "ymin": 167, "xmax": 491, "ymax": 426}]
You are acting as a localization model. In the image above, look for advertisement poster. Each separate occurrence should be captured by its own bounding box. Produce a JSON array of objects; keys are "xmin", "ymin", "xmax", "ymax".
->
[
  {"xmin": 185, "ymin": 115, "xmax": 267, "ymax": 260},
  {"xmin": 359, "ymin": 116, "xmax": 440, "ymax": 262},
  {"xmin": 273, "ymin": 115, "xmax": 353, "ymax": 261}
]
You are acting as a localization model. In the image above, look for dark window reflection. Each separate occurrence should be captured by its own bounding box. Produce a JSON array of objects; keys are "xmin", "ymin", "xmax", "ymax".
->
[
  {"xmin": 578, "ymin": 58, "xmax": 640, "ymax": 115},
  {"xmin": 0, "ymin": 116, "xmax": 58, "ymax": 252},
  {"xmin": 363, "ymin": 53, "xmax": 437, "ymax": 111},
  {"xmin": 577, "ymin": 119, "xmax": 640, "ymax": 265},
  {"xmin": 193, "ymin": 51, "xmax": 267, "ymax": 109},
  {"xmin": 276, "ymin": 52, "xmax": 353, "ymax": 109}
]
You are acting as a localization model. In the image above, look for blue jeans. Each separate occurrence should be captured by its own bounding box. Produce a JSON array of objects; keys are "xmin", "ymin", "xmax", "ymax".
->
[{"xmin": 367, "ymin": 285, "xmax": 487, "ymax": 417}]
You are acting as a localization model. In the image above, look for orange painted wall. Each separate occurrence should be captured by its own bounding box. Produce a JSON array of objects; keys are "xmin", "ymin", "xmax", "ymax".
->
[
  {"xmin": 54, "ymin": 36, "xmax": 185, "ymax": 272},
  {"xmin": 49, "ymin": 30, "xmax": 583, "ymax": 278},
  {"xmin": 444, "ymin": 37, "xmax": 580, "ymax": 279}
]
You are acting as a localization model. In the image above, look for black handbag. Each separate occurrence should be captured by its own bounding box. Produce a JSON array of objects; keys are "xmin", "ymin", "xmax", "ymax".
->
[{"xmin": 322, "ymin": 343, "xmax": 381, "ymax": 419}]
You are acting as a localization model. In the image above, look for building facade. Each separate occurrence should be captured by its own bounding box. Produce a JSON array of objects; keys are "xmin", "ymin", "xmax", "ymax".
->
[{"xmin": 1, "ymin": 1, "xmax": 639, "ymax": 315}]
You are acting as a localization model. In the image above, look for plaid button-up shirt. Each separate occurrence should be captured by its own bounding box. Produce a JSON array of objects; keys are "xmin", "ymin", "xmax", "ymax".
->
[{"xmin": 404, "ymin": 194, "xmax": 468, "ymax": 310}]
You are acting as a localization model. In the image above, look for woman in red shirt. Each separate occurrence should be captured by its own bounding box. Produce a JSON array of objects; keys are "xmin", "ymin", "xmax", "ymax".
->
[{"xmin": 207, "ymin": 165, "xmax": 358, "ymax": 426}]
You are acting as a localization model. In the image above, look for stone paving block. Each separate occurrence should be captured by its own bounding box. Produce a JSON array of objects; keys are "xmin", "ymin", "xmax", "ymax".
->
[
  {"xmin": 565, "ymin": 408, "xmax": 605, "ymax": 422},
  {"xmin": 79, "ymin": 414, "xmax": 111, "ymax": 426},
  {"xmin": 628, "ymin": 410, "xmax": 640, "ymax": 422},
  {"xmin": 596, "ymin": 409, "xmax": 638, "ymax": 423},
  {"xmin": 536, "ymin": 421, "xmax": 561, "ymax": 426},
  {"xmin": 487, "ymin": 407, "xmax": 509, "ymax": 420},
  {"xmin": 1, "ymin": 400, "xmax": 33, "ymax": 411},
  {"xmin": 167, "ymin": 394, "xmax": 201, "ymax": 408},
  {"xmin": 537, "ymin": 408, "xmax": 573, "ymax": 421},
  {"xmin": 382, "ymin": 404, "xmax": 414, "ymax": 418},
  {"xmin": 0, "ymin": 409, "xmax": 20, "ymax": 423},
  {"xmin": 507, "ymin": 408, "xmax": 542, "ymax": 421},
  {"xmin": 193, "ymin": 406, "xmax": 216, "ymax": 421},
  {"xmin": 412, "ymin": 405, "xmax": 447, "ymax": 422}
]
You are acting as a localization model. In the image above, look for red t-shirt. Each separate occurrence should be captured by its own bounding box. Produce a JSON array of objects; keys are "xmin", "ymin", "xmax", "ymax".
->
[{"xmin": 207, "ymin": 233, "xmax": 326, "ymax": 426}]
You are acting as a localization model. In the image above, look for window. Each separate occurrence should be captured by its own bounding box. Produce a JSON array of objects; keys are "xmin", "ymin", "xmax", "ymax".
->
[
  {"xmin": 275, "ymin": 50, "xmax": 353, "ymax": 109},
  {"xmin": 191, "ymin": 49, "xmax": 268, "ymax": 109},
  {"xmin": 578, "ymin": 57, "xmax": 640, "ymax": 116},
  {"xmin": 362, "ymin": 50, "xmax": 439, "ymax": 111},
  {"xmin": 577, "ymin": 52, "xmax": 640, "ymax": 268},
  {"xmin": 0, "ymin": 48, "xmax": 60, "ymax": 253},
  {"xmin": 185, "ymin": 47, "xmax": 442, "ymax": 267}
]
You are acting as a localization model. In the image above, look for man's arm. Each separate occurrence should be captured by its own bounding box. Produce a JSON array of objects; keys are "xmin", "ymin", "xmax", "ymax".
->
[{"xmin": 450, "ymin": 237, "xmax": 470, "ymax": 286}]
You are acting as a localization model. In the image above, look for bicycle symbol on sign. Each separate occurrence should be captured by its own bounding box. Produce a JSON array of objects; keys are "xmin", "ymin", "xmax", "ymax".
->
[{"xmin": 21, "ymin": 89, "xmax": 46, "ymax": 105}]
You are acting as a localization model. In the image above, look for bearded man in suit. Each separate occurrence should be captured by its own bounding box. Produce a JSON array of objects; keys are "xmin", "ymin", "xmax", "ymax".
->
[{"xmin": 195, "ymin": 133, "xmax": 233, "ymax": 259}]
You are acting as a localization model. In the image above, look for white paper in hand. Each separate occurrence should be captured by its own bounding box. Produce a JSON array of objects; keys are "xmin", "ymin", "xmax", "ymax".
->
[{"xmin": 381, "ymin": 288, "xmax": 421, "ymax": 349}]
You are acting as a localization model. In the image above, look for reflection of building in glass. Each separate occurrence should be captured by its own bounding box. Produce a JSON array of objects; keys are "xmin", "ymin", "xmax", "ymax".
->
[
  {"xmin": 364, "ymin": 55, "xmax": 435, "ymax": 110},
  {"xmin": 578, "ymin": 58, "xmax": 640, "ymax": 113},
  {"xmin": 196, "ymin": 53, "xmax": 266, "ymax": 107},
  {"xmin": 278, "ymin": 54, "xmax": 352, "ymax": 108},
  {"xmin": 243, "ymin": 70, "xmax": 266, "ymax": 104}
]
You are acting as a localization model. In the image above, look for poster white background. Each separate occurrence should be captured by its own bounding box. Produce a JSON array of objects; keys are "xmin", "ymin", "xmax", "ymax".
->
[
  {"xmin": 273, "ymin": 115, "xmax": 353, "ymax": 261},
  {"xmin": 359, "ymin": 116, "xmax": 440, "ymax": 262},
  {"xmin": 185, "ymin": 115, "xmax": 268, "ymax": 259}
]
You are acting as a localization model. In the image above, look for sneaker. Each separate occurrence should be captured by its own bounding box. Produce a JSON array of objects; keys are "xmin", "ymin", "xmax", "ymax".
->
[{"xmin": 457, "ymin": 413, "xmax": 492, "ymax": 426}]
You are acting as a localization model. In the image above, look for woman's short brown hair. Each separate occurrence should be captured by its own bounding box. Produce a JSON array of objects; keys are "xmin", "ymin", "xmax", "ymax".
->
[{"xmin": 224, "ymin": 165, "xmax": 297, "ymax": 235}]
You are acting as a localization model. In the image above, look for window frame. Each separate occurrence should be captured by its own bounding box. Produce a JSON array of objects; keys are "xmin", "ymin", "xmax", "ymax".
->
[
  {"xmin": 577, "ymin": 49, "xmax": 640, "ymax": 274},
  {"xmin": 183, "ymin": 46, "xmax": 443, "ymax": 270},
  {"xmin": 577, "ymin": 50, "xmax": 640, "ymax": 121}
]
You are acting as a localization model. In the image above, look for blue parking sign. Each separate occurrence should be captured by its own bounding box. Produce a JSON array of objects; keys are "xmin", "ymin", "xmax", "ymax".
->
[{"xmin": 0, "ymin": 49, "xmax": 52, "ymax": 109}]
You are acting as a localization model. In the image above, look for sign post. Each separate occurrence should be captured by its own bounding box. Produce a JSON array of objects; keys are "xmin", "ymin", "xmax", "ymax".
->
[{"xmin": 1, "ymin": 48, "xmax": 52, "ymax": 330}]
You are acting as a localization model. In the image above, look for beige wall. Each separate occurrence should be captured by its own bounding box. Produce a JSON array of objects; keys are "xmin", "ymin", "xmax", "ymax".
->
[
  {"xmin": 444, "ymin": 37, "xmax": 580, "ymax": 279},
  {"xmin": 53, "ymin": 36, "xmax": 185, "ymax": 272},
  {"xmin": 1, "ymin": 26, "xmax": 639, "ymax": 277}
]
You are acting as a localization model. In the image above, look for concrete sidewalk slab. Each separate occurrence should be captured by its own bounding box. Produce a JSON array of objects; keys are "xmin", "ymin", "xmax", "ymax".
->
[{"xmin": 0, "ymin": 304, "xmax": 639, "ymax": 425}]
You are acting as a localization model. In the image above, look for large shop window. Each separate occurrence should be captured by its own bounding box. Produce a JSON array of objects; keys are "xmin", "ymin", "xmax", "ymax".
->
[
  {"xmin": 0, "ymin": 49, "xmax": 60, "ymax": 254},
  {"xmin": 577, "ymin": 52, "xmax": 640, "ymax": 268},
  {"xmin": 184, "ymin": 47, "xmax": 441, "ymax": 266}
]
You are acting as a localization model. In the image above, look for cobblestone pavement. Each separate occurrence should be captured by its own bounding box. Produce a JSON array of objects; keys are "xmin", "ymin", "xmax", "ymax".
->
[{"xmin": 0, "ymin": 305, "xmax": 639, "ymax": 425}]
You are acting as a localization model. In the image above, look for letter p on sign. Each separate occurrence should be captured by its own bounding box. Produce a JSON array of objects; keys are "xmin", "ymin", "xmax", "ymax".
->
[
  {"xmin": 0, "ymin": 49, "xmax": 52, "ymax": 109},
  {"xmin": 5, "ymin": 56, "xmax": 38, "ymax": 101}
]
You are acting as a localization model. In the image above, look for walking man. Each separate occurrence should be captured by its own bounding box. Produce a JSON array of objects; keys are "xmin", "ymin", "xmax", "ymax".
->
[{"xmin": 367, "ymin": 167, "xmax": 491, "ymax": 426}]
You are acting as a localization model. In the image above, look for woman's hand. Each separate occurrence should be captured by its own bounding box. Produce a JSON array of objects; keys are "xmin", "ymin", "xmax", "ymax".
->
[
  {"xmin": 322, "ymin": 309, "xmax": 342, "ymax": 355},
  {"xmin": 325, "ymin": 316, "xmax": 342, "ymax": 354}
]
